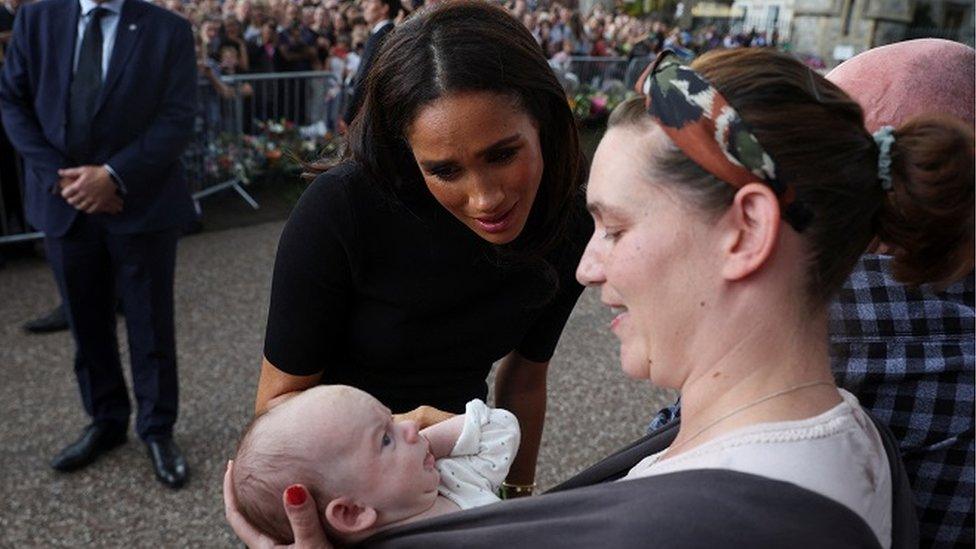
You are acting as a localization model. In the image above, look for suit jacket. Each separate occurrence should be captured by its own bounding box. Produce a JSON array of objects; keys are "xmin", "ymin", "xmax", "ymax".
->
[
  {"xmin": 0, "ymin": 0, "xmax": 197, "ymax": 237},
  {"xmin": 342, "ymin": 21, "xmax": 393, "ymax": 126}
]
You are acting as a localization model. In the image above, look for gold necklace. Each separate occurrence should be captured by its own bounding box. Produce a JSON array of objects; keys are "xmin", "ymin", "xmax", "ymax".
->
[{"xmin": 667, "ymin": 380, "xmax": 835, "ymax": 455}]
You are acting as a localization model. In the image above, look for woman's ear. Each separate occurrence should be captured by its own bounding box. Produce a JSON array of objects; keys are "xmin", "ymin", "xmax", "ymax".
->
[
  {"xmin": 719, "ymin": 182, "xmax": 781, "ymax": 281},
  {"xmin": 324, "ymin": 496, "xmax": 378, "ymax": 535}
]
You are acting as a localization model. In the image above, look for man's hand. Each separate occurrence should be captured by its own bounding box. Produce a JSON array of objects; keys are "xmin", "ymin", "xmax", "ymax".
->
[{"xmin": 58, "ymin": 165, "xmax": 123, "ymax": 214}]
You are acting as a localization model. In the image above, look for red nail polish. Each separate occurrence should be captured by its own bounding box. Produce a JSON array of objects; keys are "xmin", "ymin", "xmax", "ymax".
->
[{"xmin": 286, "ymin": 485, "xmax": 307, "ymax": 506}]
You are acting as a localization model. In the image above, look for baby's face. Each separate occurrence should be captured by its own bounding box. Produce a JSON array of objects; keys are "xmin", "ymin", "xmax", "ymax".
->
[{"xmin": 295, "ymin": 387, "xmax": 441, "ymax": 521}]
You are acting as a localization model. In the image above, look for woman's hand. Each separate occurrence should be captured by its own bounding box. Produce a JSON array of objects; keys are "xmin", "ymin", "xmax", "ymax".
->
[
  {"xmin": 394, "ymin": 405, "xmax": 455, "ymax": 429},
  {"xmin": 224, "ymin": 460, "xmax": 333, "ymax": 549}
]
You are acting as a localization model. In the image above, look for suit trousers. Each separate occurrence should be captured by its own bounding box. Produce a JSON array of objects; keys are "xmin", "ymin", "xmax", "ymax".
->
[{"xmin": 45, "ymin": 214, "xmax": 180, "ymax": 441}]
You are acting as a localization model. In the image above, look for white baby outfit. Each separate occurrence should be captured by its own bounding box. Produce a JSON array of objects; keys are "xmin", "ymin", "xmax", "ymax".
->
[{"xmin": 435, "ymin": 399, "xmax": 520, "ymax": 509}]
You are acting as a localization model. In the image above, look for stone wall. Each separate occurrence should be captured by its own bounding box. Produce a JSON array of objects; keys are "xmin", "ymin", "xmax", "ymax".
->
[
  {"xmin": 791, "ymin": 0, "xmax": 914, "ymax": 67},
  {"xmin": 732, "ymin": 0, "xmax": 796, "ymax": 39}
]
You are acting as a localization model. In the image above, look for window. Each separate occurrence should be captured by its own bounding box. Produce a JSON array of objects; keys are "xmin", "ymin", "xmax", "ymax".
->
[{"xmin": 842, "ymin": 0, "xmax": 855, "ymax": 36}]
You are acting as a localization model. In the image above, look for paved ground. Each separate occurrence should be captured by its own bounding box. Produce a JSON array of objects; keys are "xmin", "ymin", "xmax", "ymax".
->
[{"xmin": 0, "ymin": 219, "xmax": 675, "ymax": 547}]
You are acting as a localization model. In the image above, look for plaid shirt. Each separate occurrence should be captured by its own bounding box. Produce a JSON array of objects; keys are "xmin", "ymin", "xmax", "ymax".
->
[
  {"xmin": 649, "ymin": 255, "xmax": 974, "ymax": 547},
  {"xmin": 830, "ymin": 255, "xmax": 974, "ymax": 547}
]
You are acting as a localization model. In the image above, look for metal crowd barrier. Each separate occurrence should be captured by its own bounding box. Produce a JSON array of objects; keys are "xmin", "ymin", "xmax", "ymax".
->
[
  {"xmin": 187, "ymin": 70, "xmax": 344, "ymax": 213},
  {"xmin": 551, "ymin": 56, "xmax": 652, "ymax": 94}
]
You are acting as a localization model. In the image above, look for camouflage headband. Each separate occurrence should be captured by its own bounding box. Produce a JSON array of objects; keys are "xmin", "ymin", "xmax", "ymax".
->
[{"xmin": 637, "ymin": 50, "xmax": 811, "ymax": 231}]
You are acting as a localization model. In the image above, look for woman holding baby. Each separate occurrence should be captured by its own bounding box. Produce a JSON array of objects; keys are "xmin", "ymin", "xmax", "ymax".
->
[{"xmin": 225, "ymin": 1, "xmax": 974, "ymax": 547}]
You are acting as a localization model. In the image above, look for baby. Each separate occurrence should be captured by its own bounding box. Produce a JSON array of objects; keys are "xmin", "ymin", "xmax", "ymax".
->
[{"xmin": 232, "ymin": 385, "xmax": 520, "ymax": 544}]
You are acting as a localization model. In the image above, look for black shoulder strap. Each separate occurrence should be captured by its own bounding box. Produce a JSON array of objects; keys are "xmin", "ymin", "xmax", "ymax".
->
[
  {"xmin": 362, "ymin": 469, "xmax": 882, "ymax": 548},
  {"xmin": 547, "ymin": 420, "xmax": 679, "ymax": 492}
]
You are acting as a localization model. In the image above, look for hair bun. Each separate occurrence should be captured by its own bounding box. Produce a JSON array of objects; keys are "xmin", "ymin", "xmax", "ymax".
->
[{"xmin": 878, "ymin": 115, "xmax": 975, "ymax": 287}]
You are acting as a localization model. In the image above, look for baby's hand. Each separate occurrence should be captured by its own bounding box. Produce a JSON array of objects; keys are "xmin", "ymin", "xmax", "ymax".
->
[
  {"xmin": 419, "ymin": 414, "xmax": 467, "ymax": 459},
  {"xmin": 394, "ymin": 405, "xmax": 454, "ymax": 429}
]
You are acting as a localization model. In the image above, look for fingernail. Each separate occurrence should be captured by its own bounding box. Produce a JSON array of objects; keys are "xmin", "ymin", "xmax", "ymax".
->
[{"xmin": 285, "ymin": 485, "xmax": 307, "ymax": 506}]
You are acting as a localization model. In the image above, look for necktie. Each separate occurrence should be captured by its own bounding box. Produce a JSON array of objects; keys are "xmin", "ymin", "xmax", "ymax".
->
[{"xmin": 66, "ymin": 7, "xmax": 107, "ymax": 163}]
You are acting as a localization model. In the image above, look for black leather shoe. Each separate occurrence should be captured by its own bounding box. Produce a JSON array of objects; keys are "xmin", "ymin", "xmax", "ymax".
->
[
  {"xmin": 23, "ymin": 304, "xmax": 69, "ymax": 334},
  {"xmin": 51, "ymin": 423, "xmax": 127, "ymax": 472},
  {"xmin": 145, "ymin": 438, "xmax": 188, "ymax": 489}
]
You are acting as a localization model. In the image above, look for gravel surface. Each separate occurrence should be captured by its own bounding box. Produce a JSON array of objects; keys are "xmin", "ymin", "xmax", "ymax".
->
[{"xmin": 0, "ymin": 220, "xmax": 675, "ymax": 547}]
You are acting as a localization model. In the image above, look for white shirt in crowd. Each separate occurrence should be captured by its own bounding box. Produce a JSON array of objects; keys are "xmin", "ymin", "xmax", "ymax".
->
[{"xmin": 371, "ymin": 19, "xmax": 392, "ymax": 35}]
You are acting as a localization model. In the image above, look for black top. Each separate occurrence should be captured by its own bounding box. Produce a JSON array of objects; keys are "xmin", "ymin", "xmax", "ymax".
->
[{"xmin": 264, "ymin": 162, "xmax": 591, "ymax": 413}]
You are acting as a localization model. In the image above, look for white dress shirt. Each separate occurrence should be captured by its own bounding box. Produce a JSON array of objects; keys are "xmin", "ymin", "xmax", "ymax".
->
[
  {"xmin": 371, "ymin": 19, "xmax": 392, "ymax": 35},
  {"xmin": 74, "ymin": 0, "xmax": 126, "ymax": 77}
]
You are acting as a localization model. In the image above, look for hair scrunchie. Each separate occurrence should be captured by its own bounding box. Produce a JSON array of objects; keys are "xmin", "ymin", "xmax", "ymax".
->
[{"xmin": 873, "ymin": 126, "xmax": 896, "ymax": 191}]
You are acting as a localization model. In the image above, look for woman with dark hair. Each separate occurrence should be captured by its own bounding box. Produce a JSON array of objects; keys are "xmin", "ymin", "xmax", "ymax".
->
[
  {"xmin": 227, "ymin": 45, "xmax": 971, "ymax": 548},
  {"xmin": 233, "ymin": 0, "xmax": 589, "ymax": 522},
  {"xmin": 567, "ymin": 12, "xmax": 590, "ymax": 56},
  {"xmin": 250, "ymin": 21, "xmax": 283, "ymax": 73}
]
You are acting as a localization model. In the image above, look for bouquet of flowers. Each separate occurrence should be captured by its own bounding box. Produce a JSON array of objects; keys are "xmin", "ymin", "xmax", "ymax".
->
[
  {"xmin": 202, "ymin": 133, "xmax": 264, "ymax": 183},
  {"xmin": 207, "ymin": 119, "xmax": 343, "ymax": 184},
  {"xmin": 570, "ymin": 83, "xmax": 632, "ymax": 126}
]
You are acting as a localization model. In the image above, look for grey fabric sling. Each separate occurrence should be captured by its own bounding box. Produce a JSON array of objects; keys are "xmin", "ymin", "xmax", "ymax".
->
[{"xmin": 360, "ymin": 412, "xmax": 918, "ymax": 548}]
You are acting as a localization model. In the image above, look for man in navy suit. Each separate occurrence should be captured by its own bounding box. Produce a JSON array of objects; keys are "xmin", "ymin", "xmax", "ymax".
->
[{"xmin": 0, "ymin": 0, "xmax": 197, "ymax": 488}]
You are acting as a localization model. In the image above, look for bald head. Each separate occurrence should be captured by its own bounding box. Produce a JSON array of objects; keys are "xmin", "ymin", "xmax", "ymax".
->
[{"xmin": 827, "ymin": 39, "xmax": 975, "ymax": 131}]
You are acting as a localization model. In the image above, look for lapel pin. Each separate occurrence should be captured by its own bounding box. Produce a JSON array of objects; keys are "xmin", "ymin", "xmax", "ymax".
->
[{"xmin": 129, "ymin": 24, "xmax": 137, "ymax": 31}]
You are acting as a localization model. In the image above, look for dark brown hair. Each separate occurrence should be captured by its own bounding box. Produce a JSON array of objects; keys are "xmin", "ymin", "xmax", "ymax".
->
[
  {"xmin": 307, "ymin": 0, "xmax": 586, "ymax": 261},
  {"xmin": 610, "ymin": 48, "xmax": 974, "ymax": 305},
  {"xmin": 381, "ymin": 0, "xmax": 402, "ymax": 20},
  {"xmin": 879, "ymin": 116, "xmax": 975, "ymax": 286}
]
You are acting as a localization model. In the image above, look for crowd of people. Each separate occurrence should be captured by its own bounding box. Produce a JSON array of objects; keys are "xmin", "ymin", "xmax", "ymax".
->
[
  {"xmin": 158, "ymin": 0, "xmax": 787, "ymax": 137},
  {"xmin": 155, "ymin": 0, "xmax": 780, "ymax": 83}
]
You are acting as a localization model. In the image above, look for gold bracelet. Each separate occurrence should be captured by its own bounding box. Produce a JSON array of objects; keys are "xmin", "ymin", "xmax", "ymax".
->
[{"xmin": 499, "ymin": 481, "xmax": 536, "ymax": 499}]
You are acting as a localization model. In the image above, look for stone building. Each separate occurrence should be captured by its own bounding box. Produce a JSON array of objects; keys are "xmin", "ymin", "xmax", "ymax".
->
[
  {"xmin": 731, "ymin": 0, "xmax": 795, "ymax": 39},
  {"xmin": 789, "ymin": 0, "xmax": 974, "ymax": 66}
]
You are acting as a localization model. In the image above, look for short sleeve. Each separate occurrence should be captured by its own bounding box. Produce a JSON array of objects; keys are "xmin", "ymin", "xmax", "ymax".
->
[
  {"xmin": 263, "ymin": 170, "xmax": 357, "ymax": 376},
  {"xmin": 446, "ymin": 399, "xmax": 521, "ymax": 493},
  {"xmin": 515, "ymin": 276, "xmax": 585, "ymax": 363},
  {"xmin": 452, "ymin": 401, "xmax": 520, "ymax": 453}
]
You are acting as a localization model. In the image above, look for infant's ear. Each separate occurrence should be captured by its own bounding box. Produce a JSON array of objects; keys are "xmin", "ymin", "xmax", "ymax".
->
[{"xmin": 324, "ymin": 496, "xmax": 378, "ymax": 534}]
